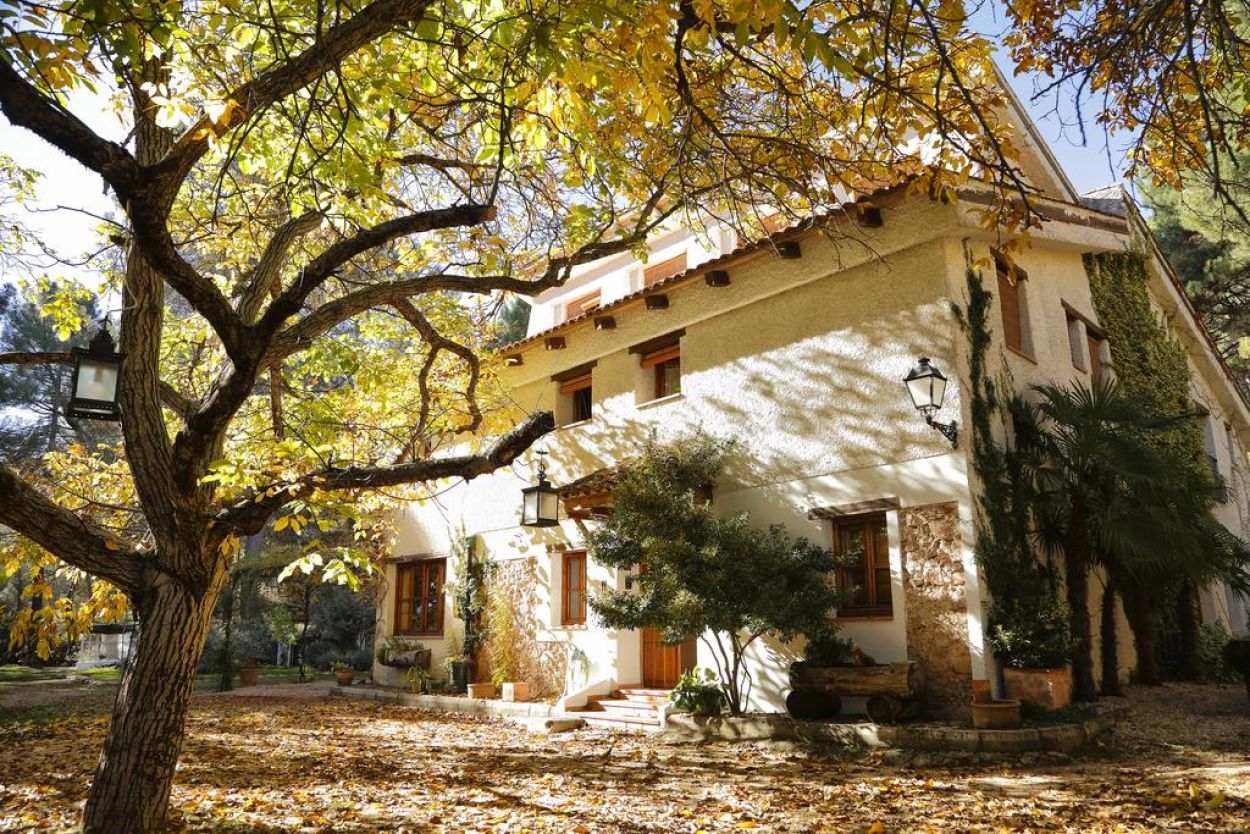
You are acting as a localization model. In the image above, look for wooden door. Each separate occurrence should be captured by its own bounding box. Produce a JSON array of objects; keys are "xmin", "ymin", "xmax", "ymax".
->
[{"xmin": 641, "ymin": 630, "xmax": 695, "ymax": 688}]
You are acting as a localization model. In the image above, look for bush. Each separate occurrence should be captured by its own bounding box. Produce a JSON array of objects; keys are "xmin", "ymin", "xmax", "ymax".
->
[
  {"xmin": 989, "ymin": 593, "xmax": 1074, "ymax": 669},
  {"xmin": 669, "ymin": 668, "xmax": 726, "ymax": 716},
  {"xmin": 1197, "ymin": 622, "xmax": 1240, "ymax": 682},
  {"xmin": 803, "ymin": 626, "xmax": 853, "ymax": 666}
]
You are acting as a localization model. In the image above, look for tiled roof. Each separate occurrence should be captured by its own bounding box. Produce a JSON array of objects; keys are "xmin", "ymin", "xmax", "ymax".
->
[
  {"xmin": 558, "ymin": 466, "xmax": 621, "ymax": 498},
  {"xmin": 500, "ymin": 186, "xmax": 903, "ymax": 354}
]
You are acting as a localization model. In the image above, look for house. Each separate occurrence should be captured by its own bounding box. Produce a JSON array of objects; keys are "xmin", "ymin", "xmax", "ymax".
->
[{"xmin": 372, "ymin": 92, "xmax": 1250, "ymax": 719}]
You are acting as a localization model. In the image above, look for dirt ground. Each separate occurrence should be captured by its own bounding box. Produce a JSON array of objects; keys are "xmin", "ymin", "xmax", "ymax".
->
[{"xmin": 0, "ymin": 681, "xmax": 1247, "ymax": 832}]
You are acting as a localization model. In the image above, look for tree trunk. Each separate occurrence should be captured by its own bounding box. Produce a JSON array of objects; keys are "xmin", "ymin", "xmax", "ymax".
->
[
  {"xmin": 81, "ymin": 569, "xmax": 220, "ymax": 834},
  {"xmin": 1177, "ymin": 579, "xmax": 1202, "ymax": 681},
  {"xmin": 1065, "ymin": 499, "xmax": 1097, "ymax": 701},
  {"xmin": 1099, "ymin": 580, "xmax": 1123, "ymax": 697},
  {"xmin": 1125, "ymin": 582, "xmax": 1163, "ymax": 686}
]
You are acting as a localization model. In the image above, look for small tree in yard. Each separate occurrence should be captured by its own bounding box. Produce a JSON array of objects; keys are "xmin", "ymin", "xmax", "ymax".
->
[{"xmin": 588, "ymin": 436, "xmax": 839, "ymax": 715}]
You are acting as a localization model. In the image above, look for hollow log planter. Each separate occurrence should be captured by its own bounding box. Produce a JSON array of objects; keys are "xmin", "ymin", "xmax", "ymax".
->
[{"xmin": 787, "ymin": 661, "xmax": 926, "ymax": 724}]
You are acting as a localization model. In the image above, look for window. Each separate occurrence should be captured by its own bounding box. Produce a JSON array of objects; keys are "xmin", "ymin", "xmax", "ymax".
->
[
  {"xmin": 1226, "ymin": 423, "xmax": 1238, "ymax": 473},
  {"xmin": 641, "ymin": 342, "xmax": 681, "ymax": 399},
  {"xmin": 1087, "ymin": 332, "xmax": 1107, "ymax": 383},
  {"xmin": 562, "ymin": 551, "xmax": 587, "ymax": 625},
  {"xmin": 643, "ymin": 252, "xmax": 687, "ymax": 287},
  {"xmin": 1202, "ymin": 414, "xmax": 1220, "ymax": 477},
  {"xmin": 996, "ymin": 262, "xmax": 1029, "ymax": 356},
  {"xmin": 561, "ymin": 373, "xmax": 593, "ymax": 423},
  {"xmin": 833, "ymin": 514, "xmax": 892, "ymax": 617},
  {"xmin": 564, "ymin": 291, "xmax": 600, "ymax": 321},
  {"xmin": 1066, "ymin": 314, "xmax": 1087, "ymax": 371},
  {"xmin": 394, "ymin": 558, "xmax": 446, "ymax": 636}
]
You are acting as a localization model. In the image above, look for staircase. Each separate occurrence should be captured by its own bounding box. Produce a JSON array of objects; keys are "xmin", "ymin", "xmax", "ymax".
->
[{"xmin": 570, "ymin": 686, "xmax": 670, "ymax": 730}]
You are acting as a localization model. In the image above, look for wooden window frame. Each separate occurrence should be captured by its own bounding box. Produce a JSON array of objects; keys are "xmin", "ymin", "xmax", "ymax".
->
[
  {"xmin": 996, "ymin": 263, "xmax": 1028, "ymax": 356},
  {"xmin": 559, "ymin": 374, "xmax": 593, "ymax": 422},
  {"xmin": 643, "ymin": 252, "xmax": 687, "ymax": 287},
  {"xmin": 393, "ymin": 558, "xmax": 447, "ymax": 637},
  {"xmin": 640, "ymin": 342, "xmax": 681, "ymax": 400},
  {"xmin": 564, "ymin": 291, "xmax": 601, "ymax": 321},
  {"xmin": 832, "ymin": 513, "xmax": 893, "ymax": 618},
  {"xmin": 562, "ymin": 550, "xmax": 588, "ymax": 626}
]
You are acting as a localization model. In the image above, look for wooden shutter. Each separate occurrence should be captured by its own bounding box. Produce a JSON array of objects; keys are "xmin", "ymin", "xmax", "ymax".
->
[
  {"xmin": 1087, "ymin": 335, "xmax": 1104, "ymax": 382},
  {"xmin": 643, "ymin": 253, "xmax": 687, "ymax": 287},
  {"xmin": 997, "ymin": 267, "xmax": 1023, "ymax": 351}
]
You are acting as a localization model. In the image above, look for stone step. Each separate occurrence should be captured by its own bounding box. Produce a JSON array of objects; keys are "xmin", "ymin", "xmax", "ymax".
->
[
  {"xmin": 579, "ymin": 711, "xmax": 663, "ymax": 730},
  {"xmin": 597, "ymin": 699, "xmax": 662, "ymax": 719},
  {"xmin": 617, "ymin": 688, "xmax": 671, "ymax": 704}
]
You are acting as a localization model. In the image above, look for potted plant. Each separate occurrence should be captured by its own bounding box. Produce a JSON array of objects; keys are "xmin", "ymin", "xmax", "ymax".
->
[
  {"xmin": 376, "ymin": 637, "xmax": 431, "ymax": 670},
  {"xmin": 331, "ymin": 660, "xmax": 354, "ymax": 686},
  {"xmin": 406, "ymin": 664, "xmax": 436, "ymax": 694},
  {"xmin": 990, "ymin": 594, "xmax": 1075, "ymax": 710},
  {"xmin": 232, "ymin": 629, "xmax": 268, "ymax": 688},
  {"xmin": 444, "ymin": 645, "xmax": 472, "ymax": 693},
  {"xmin": 237, "ymin": 661, "xmax": 262, "ymax": 687},
  {"xmin": 669, "ymin": 668, "xmax": 726, "ymax": 717}
]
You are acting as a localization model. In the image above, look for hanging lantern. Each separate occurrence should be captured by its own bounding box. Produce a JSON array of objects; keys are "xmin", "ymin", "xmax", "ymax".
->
[
  {"xmin": 67, "ymin": 320, "xmax": 123, "ymax": 421},
  {"xmin": 521, "ymin": 451, "xmax": 560, "ymax": 527}
]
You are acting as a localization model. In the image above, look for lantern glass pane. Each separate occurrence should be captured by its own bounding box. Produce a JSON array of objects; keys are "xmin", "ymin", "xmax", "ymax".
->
[
  {"xmin": 930, "ymin": 373, "xmax": 947, "ymax": 409},
  {"xmin": 905, "ymin": 374, "xmax": 933, "ymax": 410},
  {"xmin": 76, "ymin": 357, "xmax": 119, "ymax": 402},
  {"xmin": 539, "ymin": 490, "xmax": 560, "ymax": 523},
  {"xmin": 522, "ymin": 490, "xmax": 539, "ymax": 525}
]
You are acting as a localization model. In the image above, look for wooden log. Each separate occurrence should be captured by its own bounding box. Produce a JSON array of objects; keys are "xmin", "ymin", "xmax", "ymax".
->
[
  {"xmin": 789, "ymin": 661, "xmax": 925, "ymax": 699},
  {"xmin": 785, "ymin": 690, "xmax": 842, "ymax": 720},
  {"xmin": 866, "ymin": 694, "xmax": 903, "ymax": 724}
]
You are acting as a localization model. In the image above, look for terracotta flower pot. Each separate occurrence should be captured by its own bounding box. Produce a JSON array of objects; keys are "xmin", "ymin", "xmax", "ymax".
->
[
  {"xmin": 502, "ymin": 682, "xmax": 529, "ymax": 702},
  {"xmin": 1003, "ymin": 667, "xmax": 1071, "ymax": 710},
  {"xmin": 238, "ymin": 666, "xmax": 261, "ymax": 687},
  {"xmin": 467, "ymin": 682, "xmax": 496, "ymax": 699},
  {"xmin": 335, "ymin": 669, "xmax": 354, "ymax": 686},
  {"xmin": 971, "ymin": 699, "xmax": 1022, "ymax": 730}
]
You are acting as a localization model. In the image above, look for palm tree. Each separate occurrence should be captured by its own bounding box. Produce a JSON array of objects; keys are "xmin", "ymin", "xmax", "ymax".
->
[{"xmin": 1006, "ymin": 380, "xmax": 1211, "ymax": 700}]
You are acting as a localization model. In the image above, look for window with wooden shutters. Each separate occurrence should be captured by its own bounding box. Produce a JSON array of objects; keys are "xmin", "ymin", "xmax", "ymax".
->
[
  {"xmin": 394, "ymin": 558, "xmax": 446, "ymax": 636},
  {"xmin": 1066, "ymin": 314, "xmax": 1086, "ymax": 371},
  {"xmin": 562, "ymin": 551, "xmax": 587, "ymax": 625},
  {"xmin": 643, "ymin": 252, "xmax": 687, "ymax": 287},
  {"xmin": 641, "ymin": 342, "xmax": 680, "ymax": 399},
  {"xmin": 997, "ymin": 264, "xmax": 1026, "ymax": 354},
  {"xmin": 1087, "ymin": 333, "xmax": 1106, "ymax": 383},
  {"xmin": 560, "ymin": 374, "xmax": 592, "ymax": 422},
  {"xmin": 832, "ymin": 514, "xmax": 892, "ymax": 617},
  {"xmin": 564, "ymin": 291, "xmax": 600, "ymax": 321}
]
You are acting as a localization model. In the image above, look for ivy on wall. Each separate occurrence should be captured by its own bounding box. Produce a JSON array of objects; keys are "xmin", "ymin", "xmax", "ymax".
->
[
  {"xmin": 1083, "ymin": 251, "xmax": 1216, "ymax": 509},
  {"xmin": 953, "ymin": 269, "xmax": 1071, "ymax": 668}
]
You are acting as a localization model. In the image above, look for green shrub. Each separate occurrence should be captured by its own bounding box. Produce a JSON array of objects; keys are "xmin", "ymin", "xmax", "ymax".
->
[
  {"xmin": 989, "ymin": 593, "xmax": 1074, "ymax": 669},
  {"xmin": 669, "ymin": 667, "xmax": 726, "ymax": 716},
  {"xmin": 1200, "ymin": 623, "xmax": 1240, "ymax": 683},
  {"xmin": 803, "ymin": 626, "xmax": 853, "ymax": 666}
]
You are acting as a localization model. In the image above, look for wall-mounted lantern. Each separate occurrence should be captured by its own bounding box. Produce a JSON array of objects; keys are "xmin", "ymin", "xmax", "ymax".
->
[
  {"xmin": 521, "ymin": 450, "xmax": 560, "ymax": 527},
  {"xmin": 67, "ymin": 320, "xmax": 123, "ymax": 421},
  {"xmin": 903, "ymin": 357, "xmax": 958, "ymax": 448}
]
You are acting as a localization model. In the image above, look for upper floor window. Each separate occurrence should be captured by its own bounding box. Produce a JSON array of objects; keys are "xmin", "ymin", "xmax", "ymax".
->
[
  {"xmin": 644, "ymin": 252, "xmax": 687, "ymax": 287},
  {"xmin": 642, "ymin": 344, "xmax": 681, "ymax": 399},
  {"xmin": 1202, "ymin": 412, "xmax": 1220, "ymax": 477},
  {"xmin": 1087, "ymin": 331, "xmax": 1108, "ymax": 384},
  {"xmin": 394, "ymin": 558, "xmax": 446, "ymax": 636},
  {"xmin": 997, "ymin": 262, "xmax": 1031, "ymax": 357},
  {"xmin": 554, "ymin": 363, "xmax": 595, "ymax": 425},
  {"xmin": 833, "ymin": 513, "xmax": 892, "ymax": 618},
  {"xmin": 562, "ymin": 550, "xmax": 588, "ymax": 626},
  {"xmin": 565, "ymin": 291, "xmax": 601, "ymax": 321}
]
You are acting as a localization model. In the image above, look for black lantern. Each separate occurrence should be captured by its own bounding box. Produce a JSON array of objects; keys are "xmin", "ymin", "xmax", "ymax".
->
[
  {"xmin": 521, "ymin": 451, "xmax": 560, "ymax": 527},
  {"xmin": 67, "ymin": 320, "xmax": 123, "ymax": 421},
  {"xmin": 903, "ymin": 357, "xmax": 957, "ymax": 448}
]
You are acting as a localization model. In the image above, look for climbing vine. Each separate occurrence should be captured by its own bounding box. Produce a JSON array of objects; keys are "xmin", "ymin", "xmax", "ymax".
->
[
  {"xmin": 1083, "ymin": 252, "xmax": 1216, "ymax": 508},
  {"xmin": 953, "ymin": 269, "xmax": 1071, "ymax": 668}
]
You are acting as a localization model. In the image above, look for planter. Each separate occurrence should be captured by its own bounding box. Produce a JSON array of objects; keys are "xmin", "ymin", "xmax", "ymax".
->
[
  {"xmin": 238, "ymin": 666, "xmax": 260, "ymax": 687},
  {"xmin": 466, "ymin": 682, "xmax": 496, "ymax": 699},
  {"xmin": 381, "ymin": 647, "xmax": 432, "ymax": 670},
  {"xmin": 971, "ymin": 698, "xmax": 1022, "ymax": 730},
  {"xmin": 335, "ymin": 669, "xmax": 355, "ymax": 686},
  {"xmin": 971, "ymin": 679, "xmax": 992, "ymax": 704},
  {"xmin": 784, "ymin": 690, "xmax": 842, "ymax": 720},
  {"xmin": 1003, "ymin": 667, "xmax": 1071, "ymax": 710},
  {"xmin": 501, "ymin": 682, "xmax": 530, "ymax": 702},
  {"xmin": 447, "ymin": 660, "xmax": 472, "ymax": 693},
  {"xmin": 789, "ymin": 661, "xmax": 926, "ymax": 699}
]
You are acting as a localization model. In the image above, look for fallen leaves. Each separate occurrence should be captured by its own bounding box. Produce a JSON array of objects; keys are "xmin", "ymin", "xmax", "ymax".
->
[{"xmin": 0, "ymin": 683, "xmax": 1247, "ymax": 832}]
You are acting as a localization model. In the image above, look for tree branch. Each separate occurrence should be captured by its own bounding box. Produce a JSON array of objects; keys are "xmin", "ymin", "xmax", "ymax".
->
[
  {"xmin": 0, "ymin": 56, "xmax": 142, "ymax": 200},
  {"xmin": 234, "ymin": 211, "xmax": 325, "ymax": 323},
  {"xmin": 391, "ymin": 298, "xmax": 481, "ymax": 437},
  {"xmin": 160, "ymin": 0, "xmax": 437, "ymax": 181},
  {"xmin": 0, "ymin": 464, "xmax": 143, "ymax": 593},
  {"xmin": 219, "ymin": 410, "xmax": 554, "ymax": 533}
]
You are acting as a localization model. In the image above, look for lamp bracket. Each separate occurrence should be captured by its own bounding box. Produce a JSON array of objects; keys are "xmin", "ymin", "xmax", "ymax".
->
[{"xmin": 924, "ymin": 413, "xmax": 959, "ymax": 448}]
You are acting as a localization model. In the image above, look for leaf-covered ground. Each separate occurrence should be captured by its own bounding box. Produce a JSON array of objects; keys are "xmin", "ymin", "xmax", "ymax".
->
[{"xmin": 1, "ymin": 682, "xmax": 1247, "ymax": 832}]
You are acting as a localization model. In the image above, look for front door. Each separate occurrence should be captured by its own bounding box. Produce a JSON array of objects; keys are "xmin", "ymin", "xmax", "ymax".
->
[{"xmin": 641, "ymin": 630, "xmax": 695, "ymax": 688}]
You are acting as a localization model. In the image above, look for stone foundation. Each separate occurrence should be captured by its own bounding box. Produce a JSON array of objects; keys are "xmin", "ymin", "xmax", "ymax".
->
[{"xmin": 900, "ymin": 502, "xmax": 972, "ymax": 718}]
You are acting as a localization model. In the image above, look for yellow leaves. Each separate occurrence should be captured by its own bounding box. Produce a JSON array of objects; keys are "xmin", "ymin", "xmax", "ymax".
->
[{"xmin": 867, "ymin": 822, "xmax": 886, "ymax": 834}]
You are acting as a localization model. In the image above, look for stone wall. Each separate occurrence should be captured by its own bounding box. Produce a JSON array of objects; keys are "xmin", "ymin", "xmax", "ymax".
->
[
  {"xmin": 483, "ymin": 558, "xmax": 568, "ymax": 701},
  {"xmin": 900, "ymin": 502, "xmax": 972, "ymax": 718}
]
